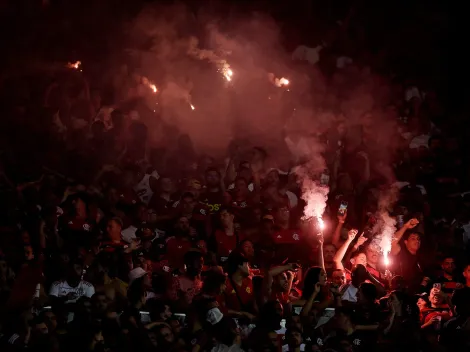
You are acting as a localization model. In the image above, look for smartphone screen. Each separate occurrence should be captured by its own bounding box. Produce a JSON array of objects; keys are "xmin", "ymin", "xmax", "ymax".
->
[
  {"xmin": 338, "ymin": 201, "xmax": 348, "ymax": 215},
  {"xmin": 140, "ymin": 311, "xmax": 151, "ymax": 324},
  {"xmin": 174, "ymin": 313, "xmax": 186, "ymax": 325}
]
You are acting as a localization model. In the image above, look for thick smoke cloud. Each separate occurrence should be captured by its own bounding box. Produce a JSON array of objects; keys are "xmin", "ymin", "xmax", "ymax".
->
[
  {"xmin": 122, "ymin": 2, "xmax": 403, "ymax": 231},
  {"xmin": 124, "ymin": 3, "xmax": 316, "ymax": 156}
]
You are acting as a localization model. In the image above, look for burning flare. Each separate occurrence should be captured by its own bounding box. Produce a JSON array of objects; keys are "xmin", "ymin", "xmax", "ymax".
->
[
  {"xmin": 318, "ymin": 217, "xmax": 325, "ymax": 231},
  {"xmin": 276, "ymin": 77, "xmax": 290, "ymax": 87},
  {"xmin": 142, "ymin": 77, "xmax": 158, "ymax": 93},
  {"xmin": 383, "ymin": 252, "xmax": 390, "ymax": 266},
  {"xmin": 219, "ymin": 62, "xmax": 233, "ymax": 82},
  {"xmin": 268, "ymin": 73, "xmax": 290, "ymax": 88},
  {"xmin": 66, "ymin": 61, "xmax": 81, "ymax": 70}
]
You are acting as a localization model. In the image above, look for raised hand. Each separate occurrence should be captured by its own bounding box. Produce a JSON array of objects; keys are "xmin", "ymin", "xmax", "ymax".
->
[
  {"xmin": 347, "ymin": 229, "xmax": 358, "ymax": 242},
  {"xmin": 337, "ymin": 211, "xmax": 347, "ymax": 224},
  {"xmin": 405, "ymin": 218, "xmax": 419, "ymax": 229},
  {"xmin": 356, "ymin": 233, "xmax": 367, "ymax": 247}
]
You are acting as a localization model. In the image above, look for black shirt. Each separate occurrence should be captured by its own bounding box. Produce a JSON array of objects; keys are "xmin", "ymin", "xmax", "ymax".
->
[{"xmin": 393, "ymin": 248, "xmax": 422, "ymax": 292}]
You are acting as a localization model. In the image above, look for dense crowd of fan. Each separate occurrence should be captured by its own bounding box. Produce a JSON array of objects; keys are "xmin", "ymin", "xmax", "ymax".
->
[{"xmin": 0, "ymin": 2, "xmax": 468, "ymax": 352}]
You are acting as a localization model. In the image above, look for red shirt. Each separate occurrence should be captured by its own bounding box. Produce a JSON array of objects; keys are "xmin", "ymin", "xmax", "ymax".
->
[
  {"xmin": 63, "ymin": 216, "xmax": 93, "ymax": 232},
  {"xmin": 272, "ymin": 228, "xmax": 313, "ymax": 264},
  {"xmin": 152, "ymin": 259, "xmax": 171, "ymax": 274},
  {"xmin": 192, "ymin": 203, "xmax": 211, "ymax": 222},
  {"xmin": 230, "ymin": 198, "xmax": 254, "ymax": 222},
  {"xmin": 272, "ymin": 228, "xmax": 303, "ymax": 245},
  {"xmin": 165, "ymin": 237, "xmax": 192, "ymax": 268},
  {"xmin": 366, "ymin": 265, "xmax": 381, "ymax": 281},
  {"xmin": 214, "ymin": 230, "xmax": 245, "ymax": 257},
  {"xmin": 100, "ymin": 240, "xmax": 128, "ymax": 253},
  {"xmin": 168, "ymin": 275, "xmax": 203, "ymax": 304},
  {"xmin": 223, "ymin": 277, "xmax": 254, "ymax": 311}
]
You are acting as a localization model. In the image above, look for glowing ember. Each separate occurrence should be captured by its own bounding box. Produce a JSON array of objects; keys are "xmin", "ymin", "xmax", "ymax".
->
[
  {"xmin": 273, "ymin": 76, "xmax": 290, "ymax": 87},
  {"xmin": 142, "ymin": 77, "xmax": 158, "ymax": 93},
  {"xmin": 219, "ymin": 63, "xmax": 233, "ymax": 82},
  {"xmin": 66, "ymin": 61, "xmax": 81, "ymax": 69},
  {"xmin": 279, "ymin": 78, "xmax": 289, "ymax": 86}
]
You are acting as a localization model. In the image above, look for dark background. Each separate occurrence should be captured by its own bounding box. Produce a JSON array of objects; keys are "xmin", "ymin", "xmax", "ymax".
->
[{"xmin": 0, "ymin": 0, "xmax": 460, "ymax": 111}]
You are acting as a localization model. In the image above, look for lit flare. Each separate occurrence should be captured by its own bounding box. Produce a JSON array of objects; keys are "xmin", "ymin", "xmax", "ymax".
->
[
  {"xmin": 219, "ymin": 62, "xmax": 233, "ymax": 82},
  {"xmin": 66, "ymin": 61, "xmax": 81, "ymax": 70},
  {"xmin": 384, "ymin": 252, "xmax": 390, "ymax": 266},
  {"xmin": 274, "ymin": 77, "xmax": 290, "ymax": 87},
  {"xmin": 318, "ymin": 217, "xmax": 325, "ymax": 231},
  {"xmin": 142, "ymin": 77, "xmax": 158, "ymax": 93}
]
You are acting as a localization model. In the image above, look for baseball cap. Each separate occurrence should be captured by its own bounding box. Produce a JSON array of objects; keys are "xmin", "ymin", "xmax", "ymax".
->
[{"xmin": 129, "ymin": 267, "xmax": 147, "ymax": 285}]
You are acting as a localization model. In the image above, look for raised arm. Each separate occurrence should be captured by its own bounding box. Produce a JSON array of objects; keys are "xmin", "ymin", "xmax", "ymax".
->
[
  {"xmin": 263, "ymin": 263, "xmax": 299, "ymax": 300},
  {"xmin": 318, "ymin": 232, "xmax": 325, "ymax": 270},
  {"xmin": 333, "ymin": 229, "xmax": 358, "ymax": 270},
  {"xmin": 332, "ymin": 211, "xmax": 347, "ymax": 247},
  {"xmin": 391, "ymin": 218, "xmax": 419, "ymax": 256}
]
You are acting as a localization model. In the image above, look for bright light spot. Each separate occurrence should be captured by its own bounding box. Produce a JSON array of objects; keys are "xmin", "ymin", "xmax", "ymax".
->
[
  {"xmin": 220, "ymin": 64, "xmax": 233, "ymax": 82},
  {"xmin": 318, "ymin": 217, "xmax": 325, "ymax": 231},
  {"xmin": 190, "ymin": 104, "xmax": 195, "ymax": 110},
  {"xmin": 384, "ymin": 253, "xmax": 390, "ymax": 266},
  {"xmin": 66, "ymin": 61, "xmax": 81, "ymax": 69},
  {"xmin": 149, "ymin": 84, "xmax": 157, "ymax": 93}
]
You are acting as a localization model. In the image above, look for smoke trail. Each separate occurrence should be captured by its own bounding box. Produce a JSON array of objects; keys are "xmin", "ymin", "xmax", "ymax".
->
[
  {"xmin": 372, "ymin": 186, "xmax": 398, "ymax": 264},
  {"xmin": 291, "ymin": 134, "xmax": 329, "ymax": 228}
]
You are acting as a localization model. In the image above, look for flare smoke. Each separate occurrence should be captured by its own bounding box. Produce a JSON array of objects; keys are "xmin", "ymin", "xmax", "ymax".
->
[{"xmin": 372, "ymin": 187, "xmax": 398, "ymax": 257}]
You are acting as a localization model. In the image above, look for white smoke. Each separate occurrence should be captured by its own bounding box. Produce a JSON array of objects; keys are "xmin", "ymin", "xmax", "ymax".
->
[
  {"xmin": 372, "ymin": 188, "xmax": 398, "ymax": 262},
  {"xmin": 292, "ymin": 134, "xmax": 329, "ymax": 227}
]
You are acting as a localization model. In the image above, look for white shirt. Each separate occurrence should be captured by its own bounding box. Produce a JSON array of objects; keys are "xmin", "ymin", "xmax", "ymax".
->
[
  {"xmin": 341, "ymin": 284, "xmax": 358, "ymax": 303},
  {"xmin": 121, "ymin": 225, "xmax": 137, "ymax": 243},
  {"xmin": 49, "ymin": 280, "xmax": 95, "ymax": 303}
]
